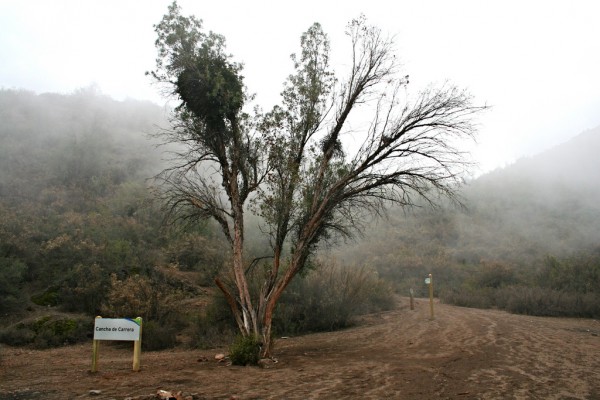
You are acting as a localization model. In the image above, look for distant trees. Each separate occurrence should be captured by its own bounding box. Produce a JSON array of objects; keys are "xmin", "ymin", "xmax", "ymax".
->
[
  {"xmin": 150, "ymin": 3, "xmax": 484, "ymax": 357},
  {"xmin": 0, "ymin": 89, "xmax": 186, "ymax": 314}
]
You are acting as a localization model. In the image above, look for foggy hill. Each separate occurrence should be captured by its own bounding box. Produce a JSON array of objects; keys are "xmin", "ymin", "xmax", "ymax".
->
[
  {"xmin": 332, "ymin": 125, "xmax": 600, "ymax": 307},
  {"xmin": 474, "ymin": 125, "xmax": 600, "ymax": 198},
  {"xmin": 463, "ymin": 125, "xmax": 600, "ymax": 259},
  {"xmin": 519, "ymin": 125, "xmax": 600, "ymax": 186},
  {"xmin": 0, "ymin": 88, "xmax": 597, "ymax": 328},
  {"xmin": 0, "ymin": 89, "xmax": 187, "ymax": 318},
  {"xmin": 0, "ymin": 88, "xmax": 167, "ymax": 204}
]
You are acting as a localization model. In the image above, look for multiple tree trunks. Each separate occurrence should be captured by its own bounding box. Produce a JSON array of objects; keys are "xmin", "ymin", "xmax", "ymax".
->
[{"xmin": 150, "ymin": 3, "xmax": 483, "ymax": 358}]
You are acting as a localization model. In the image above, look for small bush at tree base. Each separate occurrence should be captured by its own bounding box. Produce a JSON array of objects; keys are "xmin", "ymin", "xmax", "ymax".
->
[{"xmin": 229, "ymin": 335, "xmax": 261, "ymax": 366}]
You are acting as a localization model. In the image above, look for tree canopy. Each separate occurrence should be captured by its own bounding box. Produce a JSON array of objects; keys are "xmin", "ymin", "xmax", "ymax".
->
[{"xmin": 149, "ymin": 2, "xmax": 486, "ymax": 358}]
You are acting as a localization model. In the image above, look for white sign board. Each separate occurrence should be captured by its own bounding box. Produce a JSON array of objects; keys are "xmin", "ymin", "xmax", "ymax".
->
[
  {"xmin": 424, "ymin": 277, "xmax": 431, "ymax": 285},
  {"xmin": 94, "ymin": 318, "xmax": 141, "ymax": 341}
]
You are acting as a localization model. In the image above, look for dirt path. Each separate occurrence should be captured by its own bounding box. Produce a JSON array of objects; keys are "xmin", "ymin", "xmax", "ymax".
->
[{"xmin": 1, "ymin": 299, "xmax": 599, "ymax": 399}]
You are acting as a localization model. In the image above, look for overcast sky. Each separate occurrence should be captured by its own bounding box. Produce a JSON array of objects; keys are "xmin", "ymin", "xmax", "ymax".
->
[{"xmin": 1, "ymin": 0, "xmax": 599, "ymax": 174}]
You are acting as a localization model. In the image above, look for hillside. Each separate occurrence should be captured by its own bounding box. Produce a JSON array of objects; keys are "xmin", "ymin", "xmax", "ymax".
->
[
  {"xmin": 0, "ymin": 89, "xmax": 226, "ymax": 327},
  {"xmin": 466, "ymin": 125, "xmax": 600, "ymax": 255},
  {"xmin": 0, "ymin": 88, "xmax": 598, "ymax": 354},
  {"xmin": 1, "ymin": 300, "xmax": 599, "ymax": 399},
  {"xmin": 0, "ymin": 89, "xmax": 392, "ymax": 351},
  {"xmin": 464, "ymin": 125, "xmax": 600, "ymax": 260},
  {"xmin": 333, "ymin": 126, "xmax": 600, "ymax": 315}
]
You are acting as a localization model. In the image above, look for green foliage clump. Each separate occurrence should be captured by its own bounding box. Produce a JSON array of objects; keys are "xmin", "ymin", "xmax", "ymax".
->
[
  {"xmin": 499, "ymin": 286, "xmax": 600, "ymax": 317},
  {"xmin": 59, "ymin": 264, "xmax": 109, "ymax": 314},
  {"xmin": 460, "ymin": 252, "xmax": 599, "ymax": 318},
  {"xmin": 100, "ymin": 272, "xmax": 186, "ymax": 350},
  {"xmin": 229, "ymin": 335, "xmax": 261, "ymax": 366},
  {"xmin": 0, "ymin": 257, "xmax": 26, "ymax": 313},
  {"xmin": 31, "ymin": 287, "xmax": 60, "ymax": 307},
  {"xmin": 0, "ymin": 315, "xmax": 91, "ymax": 348}
]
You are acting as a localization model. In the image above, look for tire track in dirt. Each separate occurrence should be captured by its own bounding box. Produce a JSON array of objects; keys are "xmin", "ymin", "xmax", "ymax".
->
[{"xmin": 467, "ymin": 310, "xmax": 600, "ymax": 400}]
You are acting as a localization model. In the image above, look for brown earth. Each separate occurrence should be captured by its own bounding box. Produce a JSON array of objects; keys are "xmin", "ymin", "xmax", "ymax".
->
[{"xmin": 1, "ymin": 298, "xmax": 599, "ymax": 400}]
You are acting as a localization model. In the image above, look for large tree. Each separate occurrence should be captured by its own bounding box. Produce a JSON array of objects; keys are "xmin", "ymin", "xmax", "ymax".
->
[{"xmin": 149, "ymin": 3, "xmax": 485, "ymax": 358}]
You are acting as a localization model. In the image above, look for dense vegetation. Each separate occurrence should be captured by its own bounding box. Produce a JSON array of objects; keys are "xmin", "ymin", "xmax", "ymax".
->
[
  {"xmin": 0, "ymin": 89, "xmax": 393, "ymax": 349},
  {"xmin": 0, "ymin": 89, "xmax": 598, "ymax": 350},
  {"xmin": 334, "ymin": 126, "xmax": 600, "ymax": 317}
]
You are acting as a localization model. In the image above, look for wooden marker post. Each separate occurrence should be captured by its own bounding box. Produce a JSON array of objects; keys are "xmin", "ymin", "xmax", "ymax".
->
[
  {"xmin": 409, "ymin": 288, "xmax": 415, "ymax": 310},
  {"xmin": 427, "ymin": 273, "xmax": 434, "ymax": 320},
  {"xmin": 91, "ymin": 317, "xmax": 143, "ymax": 372},
  {"xmin": 91, "ymin": 316, "xmax": 101, "ymax": 373},
  {"xmin": 132, "ymin": 317, "xmax": 143, "ymax": 372}
]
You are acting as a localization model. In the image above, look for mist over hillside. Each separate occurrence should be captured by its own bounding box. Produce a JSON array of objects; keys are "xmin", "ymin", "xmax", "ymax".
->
[
  {"xmin": 464, "ymin": 125, "xmax": 600, "ymax": 259},
  {"xmin": 333, "ymin": 126, "xmax": 600, "ymax": 315},
  {"xmin": 0, "ymin": 88, "xmax": 168, "ymax": 204},
  {"xmin": 0, "ymin": 89, "xmax": 598, "ymax": 348},
  {"xmin": 0, "ymin": 89, "xmax": 196, "ymax": 318},
  {"xmin": 0, "ymin": 89, "xmax": 392, "ymax": 349}
]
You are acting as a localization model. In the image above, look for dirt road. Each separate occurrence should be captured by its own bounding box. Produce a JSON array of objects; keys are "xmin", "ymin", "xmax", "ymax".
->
[{"xmin": 1, "ymin": 299, "xmax": 599, "ymax": 399}]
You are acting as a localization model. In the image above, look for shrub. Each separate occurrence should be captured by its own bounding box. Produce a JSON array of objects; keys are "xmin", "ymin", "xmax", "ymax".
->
[
  {"xmin": 501, "ymin": 286, "xmax": 600, "ymax": 318},
  {"xmin": 100, "ymin": 272, "xmax": 186, "ymax": 349},
  {"xmin": 60, "ymin": 263, "xmax": 109, "ymax": 314},
  {"xmin": 142, "ymin": 320, "xmax": 177, "ymax": 351},
  {"xmin": 0, "ymin": 325, "xmax": 36, "ymax": 347},
  {"xmin": 0, "ymin": 257, "xmax": 27, "ymax": 313},
  {"xmin": 273, "ymin": 260, "xmax": 395, "ymax": 335},
  {"xmin": 441, "ymin": 284, "xmax": 600, "ymax": 318},
  {"xmin": 0, "ymin": 315, "xmax": 92, "ymax": 348},
  {"xmin": 229, "ymin": 335, "xmax": 261, "ymax": 366},
  {"xmin": 31, "ymin": 287, "xmax": 60, "ymax": 307},
  {"xmin": 190, "ymin": 294, "xmax": 236, "ymax": 349},
  {"xmin": 439, "ymin": 287, "xmax": 496, "ymax": 309},
  {"xmin": 474, "ymin": 261, "xmax": 516, "ymax": 289}
]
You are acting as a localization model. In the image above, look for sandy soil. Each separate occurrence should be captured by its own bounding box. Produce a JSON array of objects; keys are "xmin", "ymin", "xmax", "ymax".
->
[{"xmin": 1, "ymin": 299, "xmax": 599, "ymax": 400}]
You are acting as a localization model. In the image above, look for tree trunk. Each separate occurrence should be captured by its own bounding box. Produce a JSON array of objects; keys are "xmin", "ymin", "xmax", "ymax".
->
[
  {"xmin": 260, "ymin": 303, "xmax": 275, "ymax": 358},
  {"xmin": 259, "ymin": 250, "xmax": 307, "ymax": 358}
]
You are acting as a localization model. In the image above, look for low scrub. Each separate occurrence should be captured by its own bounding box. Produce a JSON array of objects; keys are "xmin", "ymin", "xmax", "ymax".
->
[
  {"xmin": 273, "ymin": 260, "xmax": 396, "ymax": 335},
  {"xmin": 100, "ymin": 272, "xmax": 186, "ymax": 350},
  {"xmin": 190, "ymin": 294, "xmax": 237, "ymax": 349},
  {"xmin": 0, "ymin": 314, "xmax": 92, "ymax": 348},
  {"xmin": 441, "ymin": 285, "xmax": 600, "ymax": 318},
  {"xmin": 229, "ymin": 335, "xmax": 261, "ymax": 366},
  {"xmin": 192, "ymin": 260, "xmax": 396, "ymax": 349}
]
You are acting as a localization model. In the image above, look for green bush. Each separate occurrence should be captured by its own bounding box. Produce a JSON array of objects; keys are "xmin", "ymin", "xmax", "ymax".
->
[
  {"xmin": 439, "ymin": 287, "xmax": 496, "ymax": 309},
  {"xmin": 0, "ymin": 315, "xmax": 92, "ymax": 348},
  {"xmin": 31, "ymin": 287, "xmax": 60, "ymax": 307},
  {"xmin": 60, "ymin": 263, "xmax": 109, "ymax": 314},
  {"xmin": 190, "ymin": 294, "xmax": 236, "ymax": 349},
  {"xmin": 441, "ymin": 285, "xmax": 600, "ymax": 318},
  {"xmin": 100, "ymin": 272, "xmax": 186, "ymax": 349},
  {"xmin": 0, "ymin": 257, "xmax": 27, "ymax": 313},
  {"xmin": 229, "ymin": 335, "xmax": 261, "ymax": 366},
  {"xmin": 0, "ymin": 325, "xmax": 36, "ymax": 346},
  {"xmin": 273, "ymin": 261, "xmax": 395, "ymax": 335},
  {"xmin": 142, "ymin": 320, "xmax": 177, "ymax": 351},
  {"xmin": 500, "ymin": 286, "xmax": 600, "ymax": 318}
]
